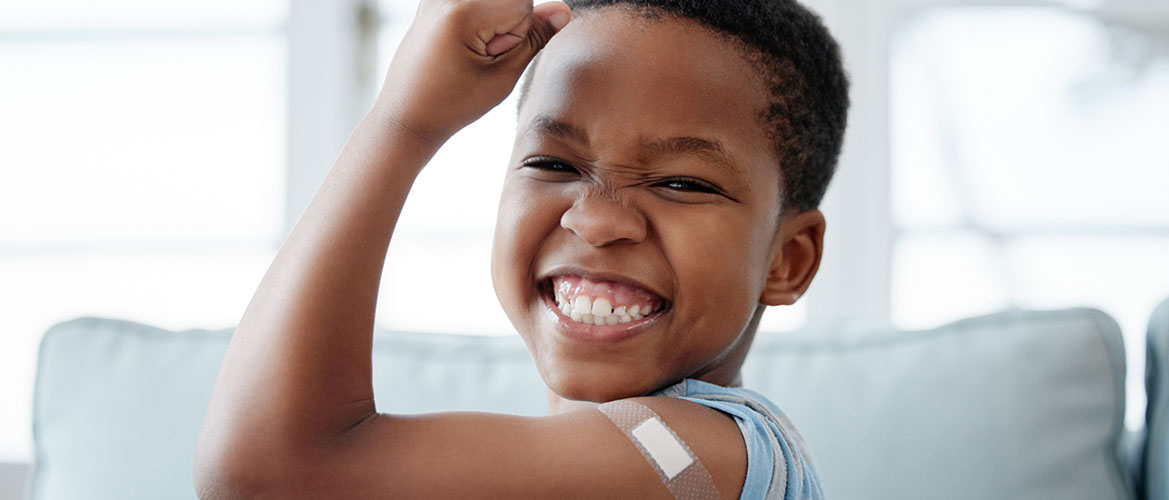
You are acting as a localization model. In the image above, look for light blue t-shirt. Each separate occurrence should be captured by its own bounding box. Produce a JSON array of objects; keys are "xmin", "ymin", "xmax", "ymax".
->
[{"xmin": 652, "ymin": 379, "xmax": 826, "ymax": 500}]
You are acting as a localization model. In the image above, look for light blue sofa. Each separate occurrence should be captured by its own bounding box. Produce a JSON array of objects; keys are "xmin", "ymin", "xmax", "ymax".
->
[{"xmin": 26, "ymin": 305, "xmax": 1168, "ymax": 499}]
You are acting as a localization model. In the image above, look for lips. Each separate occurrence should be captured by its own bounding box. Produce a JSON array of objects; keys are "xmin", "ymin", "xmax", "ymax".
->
[{"xmin": 539, "ymin": 273, "xmax": 669, "ymax": 327}]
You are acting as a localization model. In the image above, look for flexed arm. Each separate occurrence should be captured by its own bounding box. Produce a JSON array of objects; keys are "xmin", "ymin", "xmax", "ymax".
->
[{"xmin": 194, "ymin": 0, "xmax": 571, "ymax": 495}]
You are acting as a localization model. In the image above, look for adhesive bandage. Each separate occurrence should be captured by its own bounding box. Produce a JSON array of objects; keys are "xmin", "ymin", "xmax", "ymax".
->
[{"xmin": 598, "ymin": 400, "xmax": 722, "ymax": 500}]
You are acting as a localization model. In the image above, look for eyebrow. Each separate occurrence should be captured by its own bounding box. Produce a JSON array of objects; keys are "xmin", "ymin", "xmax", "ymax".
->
[
  {"xmin": 527, "ymin": 116, "xmax": 590, "ymax": 146},
  {"xmin": 642, "ymin": 136, "xmax": 741, "ymax": 176},
  {"xmin": 525, "ymin": 116, "xmax": 744, "ymax": 176}
]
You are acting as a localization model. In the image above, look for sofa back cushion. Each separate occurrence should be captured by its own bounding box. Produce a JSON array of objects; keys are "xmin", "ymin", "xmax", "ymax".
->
[
  {"xmin": 744, "ymin": 308, "xmax": 1133, "ymax": 500},
  {"xmin": 32, "ymin": 309, "xmax": 1133, "ymax": 500},
  {"xmin": 30, "ymin": 318, "xmax": 546, "ymax": 500}
]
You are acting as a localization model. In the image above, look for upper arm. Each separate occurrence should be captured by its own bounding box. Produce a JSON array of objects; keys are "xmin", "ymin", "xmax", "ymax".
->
[{"xmin": 254, "ymin": 397, "xmax": 746, "ymax": 500}]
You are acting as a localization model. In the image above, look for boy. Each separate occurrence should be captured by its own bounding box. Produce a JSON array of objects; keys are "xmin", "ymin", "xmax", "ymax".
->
[{"xmin": 195, "ymin": 0, "xmax": 848, "ymax": 498}]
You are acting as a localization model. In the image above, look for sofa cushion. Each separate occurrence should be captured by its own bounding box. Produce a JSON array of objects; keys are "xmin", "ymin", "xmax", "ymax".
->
[
  {"xmin": 1145, "ymin": 298, "xmax": 1169, "ymax": 500},
  {"xmin": 32, "ymin": 309, "xmax": 1133, "ymax": 500},
  {"xmin": 30, "ymin": 317, "xmax": 545, "ymax": 500},
  {"xmin": 743, "ymin": 308, "xmax": 1133, "ymax": 500}
]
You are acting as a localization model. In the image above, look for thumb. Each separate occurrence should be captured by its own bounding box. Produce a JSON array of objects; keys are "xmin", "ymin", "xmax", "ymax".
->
[
  {"xmin": 485, "ymin": 1, "xmax": 571, "ymax": 58},
  {"xmin": 529, "ymin": 1, "xmax": 572, "ymax": 50}
]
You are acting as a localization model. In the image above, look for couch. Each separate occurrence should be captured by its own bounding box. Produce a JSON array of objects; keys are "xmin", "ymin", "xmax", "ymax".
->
[{"xmin": 23, "ymin": 302, "xmax": 1169, "ymax": 499}]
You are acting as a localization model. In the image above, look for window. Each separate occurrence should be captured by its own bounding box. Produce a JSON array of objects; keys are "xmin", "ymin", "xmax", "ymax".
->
[
  {"xmin": 0, "ymin": 1, "xmax": 286, "ymax": 461},
  {"xmin": 891, "ymin": 6, "xmax": 1169, "ymax": 429}
]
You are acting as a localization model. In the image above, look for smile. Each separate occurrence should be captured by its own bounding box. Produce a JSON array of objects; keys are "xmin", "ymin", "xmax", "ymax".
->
[{"xmin": 541, "ymin": 274, "xmax": 667, "ymax": 327}]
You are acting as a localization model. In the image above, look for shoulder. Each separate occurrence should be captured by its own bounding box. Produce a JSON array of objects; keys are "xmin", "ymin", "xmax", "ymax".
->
[
  {"xmin": 660, "ymin": 380, "xmax": 826, "ymax": 500},
  {"xmin": 615, "ymin": 395, "xmax": 749, "ymax": 499}
]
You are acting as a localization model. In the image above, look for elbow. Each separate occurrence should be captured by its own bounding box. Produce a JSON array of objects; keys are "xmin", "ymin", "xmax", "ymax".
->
[
  {"xmin": 194, "ymin": 426, "xmax": 288, "ymax": 500},
  {"xmin": 194, "ymin": 441, "xmax": 330, "ymax": 500},
  {"xmin": 194, "ymin": 436, "xmax": 260, "ymax": 500},
  {"xmin": 194, "ymin": 396, "xmax": 361, "ymax": 498},
  {"xmin": 194, "ymin": 417, "xmax": 342, "ymax": 500}
]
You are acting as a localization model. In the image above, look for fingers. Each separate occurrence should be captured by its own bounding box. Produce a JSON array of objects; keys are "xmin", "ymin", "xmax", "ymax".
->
[
  {"xmin": 483, "ymin": 1, "xmax": 571, "ymax": 57},
  {"xmin": 486, "ymin": 32, "xmax": 525, "ymax": 56}
]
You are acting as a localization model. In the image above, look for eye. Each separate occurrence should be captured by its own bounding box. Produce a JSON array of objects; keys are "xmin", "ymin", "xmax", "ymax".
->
[
  {"xmin": 655, "ymin": 177, "xmax": 723, "ymax": 195},
  {"xmin": 522, "ymin": 157, "xmax": 579, "ymax": 175}
]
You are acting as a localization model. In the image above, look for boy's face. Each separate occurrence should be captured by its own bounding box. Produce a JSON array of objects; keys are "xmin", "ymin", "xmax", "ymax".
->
[{"xmin": 492, "ymin": 9, "xmax": 800, "ymax": 402}]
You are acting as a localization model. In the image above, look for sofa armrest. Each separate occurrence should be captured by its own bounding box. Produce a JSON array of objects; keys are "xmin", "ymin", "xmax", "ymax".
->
[{"xmin": 1144, "ymin": 298, "xmax": 1169, "ymax": 500}]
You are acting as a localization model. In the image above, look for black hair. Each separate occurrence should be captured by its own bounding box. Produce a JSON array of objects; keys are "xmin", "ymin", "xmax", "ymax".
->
[{"xmin": 520, "ymin": 0, "xmax": 850, "ymax": 212}]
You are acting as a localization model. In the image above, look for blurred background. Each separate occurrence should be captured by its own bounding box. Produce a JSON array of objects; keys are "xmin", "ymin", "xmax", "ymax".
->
[{"xmin": 0, "ymin": 0, "xmax": 1166, "ymax": 482}]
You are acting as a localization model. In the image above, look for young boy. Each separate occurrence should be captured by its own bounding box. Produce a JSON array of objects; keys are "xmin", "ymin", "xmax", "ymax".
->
[{"xmin": 195, "ymin": 0, "xmax": 848, "ymax": 498}]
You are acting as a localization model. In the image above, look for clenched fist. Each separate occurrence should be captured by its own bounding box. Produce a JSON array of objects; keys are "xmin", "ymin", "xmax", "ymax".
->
[{"xmin": 374, "ymin": 0, "xmax": 572, "ymax": 145}]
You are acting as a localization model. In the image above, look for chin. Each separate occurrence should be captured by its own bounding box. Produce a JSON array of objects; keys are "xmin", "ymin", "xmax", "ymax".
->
[{"xmin": 535, "ymin": 356, "xmax": 673, "ymax": 403}]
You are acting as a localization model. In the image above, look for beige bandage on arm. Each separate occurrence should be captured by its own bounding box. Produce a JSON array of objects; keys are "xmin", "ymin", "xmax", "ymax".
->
[{"xmin": 598, "ymin": 400, "xmax": 722, "ymax": 500}]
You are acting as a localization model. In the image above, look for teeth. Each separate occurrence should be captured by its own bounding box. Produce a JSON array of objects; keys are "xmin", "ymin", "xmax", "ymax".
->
[
  {"xmin": 573, "ymin": 296, "xmax": 591, "ymax": 314},
  {"xmin": 554, "ymin": 291, "xmax": 658, "ymax": 326},
  {"xmin": 591, "ymin": 297, "xmax": 612, "ymax": 316}
]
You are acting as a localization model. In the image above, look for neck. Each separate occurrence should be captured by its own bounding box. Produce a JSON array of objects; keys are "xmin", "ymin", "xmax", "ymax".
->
[{"xmin": 546, "ymin": 390, "xmax": 599, "ymax": 414}]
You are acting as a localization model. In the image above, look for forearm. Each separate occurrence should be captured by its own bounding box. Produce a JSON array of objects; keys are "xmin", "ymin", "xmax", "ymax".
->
[{"xmin": 197, "ymin": 109, "xmax": 444, "ymax": 478}]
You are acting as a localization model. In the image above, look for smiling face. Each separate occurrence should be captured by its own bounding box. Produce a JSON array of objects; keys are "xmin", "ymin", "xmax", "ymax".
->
[{"xmin": 491, "ymin": 8, "xmax": 816, "ymax": 403}]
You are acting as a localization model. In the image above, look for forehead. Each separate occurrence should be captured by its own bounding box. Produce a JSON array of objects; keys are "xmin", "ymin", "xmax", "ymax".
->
[{"xmin": 519, "ymin": 8, "xmax": 773, "ymax": 164}]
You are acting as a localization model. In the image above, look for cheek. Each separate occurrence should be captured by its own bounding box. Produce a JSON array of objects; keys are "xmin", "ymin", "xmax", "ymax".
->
[
  {"xmin": 491, "ymin": 179, "xmax": 523, "ymax": 314},
  {"xmin": 491, "ymin": 177, "xmax": 568, "ymax": 314},
  {"xmin": 657, "ymin": 209, "xmax": 772, "ymax": 317}
]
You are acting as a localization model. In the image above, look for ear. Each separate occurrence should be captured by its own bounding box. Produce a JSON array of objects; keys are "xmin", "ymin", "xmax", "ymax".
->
[{"xmin": 759, "ymin": 209, "xmax": 826, "ymax": 306}]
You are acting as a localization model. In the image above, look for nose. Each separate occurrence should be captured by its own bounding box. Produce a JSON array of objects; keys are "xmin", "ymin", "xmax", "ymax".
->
[{"xmin": 560, "ymin": 190, "xmax": 648, "ymax": 247}]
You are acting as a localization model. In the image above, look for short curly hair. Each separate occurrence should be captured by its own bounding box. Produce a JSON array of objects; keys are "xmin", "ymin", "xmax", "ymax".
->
[{"xmin": 520, "ymin": 0, "xmax": 850, "ymax": 212}]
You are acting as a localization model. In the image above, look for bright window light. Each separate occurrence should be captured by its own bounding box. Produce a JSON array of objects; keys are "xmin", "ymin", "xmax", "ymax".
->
[
  {"xmin": 0, "ymin": 6, "xmax": 285, "ymax": 462},
  {"xmin": 891, "ymin": 6, "xmax": 1169, "ymax": 430}
]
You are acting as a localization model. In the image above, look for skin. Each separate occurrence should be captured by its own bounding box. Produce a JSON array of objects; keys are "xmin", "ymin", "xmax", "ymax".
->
[{"xmin": 194, "ymin": 1, "xmax": 825, "ymax": 499}]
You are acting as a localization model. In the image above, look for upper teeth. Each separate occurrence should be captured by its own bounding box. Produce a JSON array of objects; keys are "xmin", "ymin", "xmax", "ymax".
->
[{"xmin": 556, "ymin": 293, "xmax": 656, "ymax": 326}]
